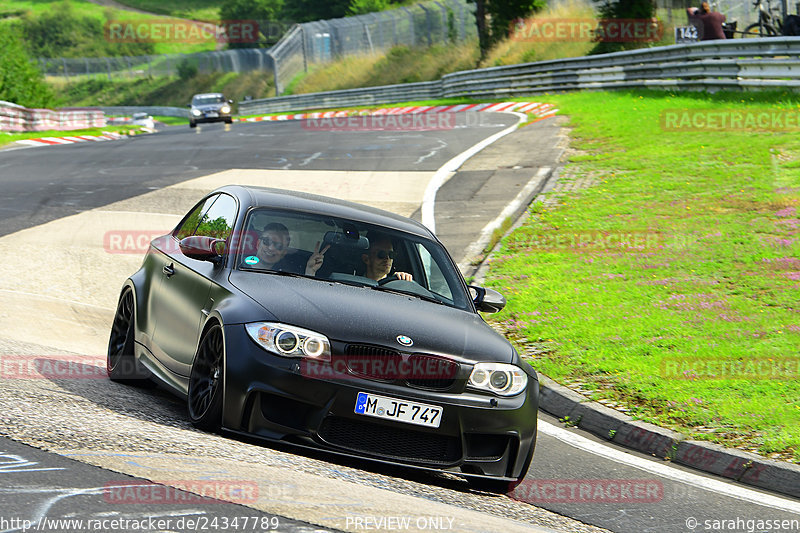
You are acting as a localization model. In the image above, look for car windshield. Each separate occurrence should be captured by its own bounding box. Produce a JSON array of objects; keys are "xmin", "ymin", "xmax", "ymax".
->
[
  {"xmin": 236, "ymin": 208, "xmax": 471, "ymax": 310},
  {"xmin": 193, "ymin": 95, "xmax": 225, "ymax": 105},
  {"xmin": 132, "ymin": 113, "xmax": 148, "ymax": 119}
]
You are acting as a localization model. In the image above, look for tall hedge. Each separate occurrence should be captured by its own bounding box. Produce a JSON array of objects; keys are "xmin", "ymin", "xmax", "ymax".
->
[{"xmin": 0, "ymin": 30, "xmax": 54, "ymax": 109}]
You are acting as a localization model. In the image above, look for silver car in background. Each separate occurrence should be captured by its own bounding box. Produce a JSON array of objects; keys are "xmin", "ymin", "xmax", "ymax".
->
[{"xmin": 189, "ymin": 93, "xmax": 233, "ymax": 128}]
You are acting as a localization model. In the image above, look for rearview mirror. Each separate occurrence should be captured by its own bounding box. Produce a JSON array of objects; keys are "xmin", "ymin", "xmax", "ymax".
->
[
  {"xmin": 179, "ymin": 236, "xmax": 225, "ymax": 262},
  {"xmin": 468, "ymin": 285, "xmax": 506, "ymax": 313},
  {"xmin": 323, "ymin": 230, "xmax": 368, "ymax": 250}
]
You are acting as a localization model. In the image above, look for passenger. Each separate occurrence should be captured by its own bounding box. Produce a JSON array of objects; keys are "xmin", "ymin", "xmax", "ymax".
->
[
  {"xmin": 362, "ymin": 233, "xmax": 412, "ymax": 282},
  {"xmin": 687, "ymin": 2, "xmax": 726, "ymax": 40},
  {"xmin": 254, "ymin": 222, "xmax": 328, "ymax": 275}
]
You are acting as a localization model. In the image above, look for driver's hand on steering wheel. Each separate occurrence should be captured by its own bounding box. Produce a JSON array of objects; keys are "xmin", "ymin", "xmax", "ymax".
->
[{"xmin": 395, "ymin": 271, "xmax": 413, "ymax": 281}]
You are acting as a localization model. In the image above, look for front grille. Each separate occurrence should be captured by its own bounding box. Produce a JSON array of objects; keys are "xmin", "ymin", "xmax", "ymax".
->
[
  {"xmin": 343, "ymin": 344, "xmax": 402, "ymax": 381},
  {"xmin": 342, "ymin": 344, "xmax": 458, "ymax": 391},
  {"xmin": 318, "ymin": 416, "xmax": 461, "ymax": 465},
  {"xmin": 405, "ymin": 354, "xmax": 458, "ymax": 390}
]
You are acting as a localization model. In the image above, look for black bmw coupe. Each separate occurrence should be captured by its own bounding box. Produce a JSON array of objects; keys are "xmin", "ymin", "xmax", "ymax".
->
[{"xmin": 107, "ymin": 185, "xmax": 538, "ymax": 492}]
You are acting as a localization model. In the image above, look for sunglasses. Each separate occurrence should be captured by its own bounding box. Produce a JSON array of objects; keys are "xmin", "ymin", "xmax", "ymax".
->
[
  {"xmin": 376, "ymin": 250, "xmax": 396, "ymax": 260},
  {"xmin": 259, "ymin": 236, "xmax": 286, "ymax": 251}
]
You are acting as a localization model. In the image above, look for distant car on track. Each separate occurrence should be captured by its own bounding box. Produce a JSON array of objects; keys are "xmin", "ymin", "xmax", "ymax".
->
[
  {"xmin": 131, "ymin": 112, "xmax": 155, "ymax": 130},
  {"xmin": 107, "ymin": 185, "xmax": 538, "ymax": 492},
  {"xmin": 188, "ymin": 93, "xmax": 233, "ymax": 128}
]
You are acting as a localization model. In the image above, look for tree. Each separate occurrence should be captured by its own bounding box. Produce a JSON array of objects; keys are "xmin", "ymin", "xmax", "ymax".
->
[
  {"xmin": 0, "ymin": 29, "xmax": 55, "ymax": 108},
  {"xmin": 348, "ymin": 0, "xmax": 391, "ymax": 16},
  {"xmin": 590, "ymin": 0, "xmax": 656, "ymax": 54},
  {"xmin": 476, "ymin": 0, "xmax": 545, "ymax": 57},
  {"xmin": 220, "ymin": 0, "xmax": 286, "ymax": 47},
  {"xmin": 281, "ymin": 0, "xmax": 351, "ymax": 23}
]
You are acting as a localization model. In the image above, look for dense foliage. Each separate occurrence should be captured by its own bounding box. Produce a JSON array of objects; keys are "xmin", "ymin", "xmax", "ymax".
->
[
  {"xmin": 0, "ymin": 30, "xmax": 54, "ymax": 108},
  {"xmin": 17, "ymin": 2, "xmax": 154, "ymax": 58},
  {"xmin": 591, "ymin": 0, "xmax": 657, "ymax": 54}
]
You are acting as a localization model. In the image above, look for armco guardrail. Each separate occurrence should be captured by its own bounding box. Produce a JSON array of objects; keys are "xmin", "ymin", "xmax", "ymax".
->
[
  {"xmin": 0, "ymin": 101, "xmax": 105, "ymax": 133},
  {"xmin": 241, "ymin": 38, "xmax": 800, "ymax": 114},
  {"xmin": 100, "ymin": 106, "xmax": 190, "ymax": 118}
]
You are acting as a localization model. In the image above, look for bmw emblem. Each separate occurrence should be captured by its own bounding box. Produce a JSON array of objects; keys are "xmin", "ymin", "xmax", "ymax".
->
[{"xmin": 396, "ymin": 335, "xmax": 413, "ymax": 347}]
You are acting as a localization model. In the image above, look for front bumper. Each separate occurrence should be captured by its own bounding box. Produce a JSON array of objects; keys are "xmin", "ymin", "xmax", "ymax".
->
[
  {"xmin": 191, "ymin": 111, "xmax": 231, "ymax": 124},
  {"xmin": 222, "ymin": 325, "xmax": 538, "ymax": 481}
]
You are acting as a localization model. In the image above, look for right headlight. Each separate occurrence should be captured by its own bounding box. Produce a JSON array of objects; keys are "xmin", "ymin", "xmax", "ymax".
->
[
  {"xmin": 468, "ymin": 363, "xmax": 527, "ymax": 396},
  {"xmin": 245, "ymin": 322, "xmax": 331, "ymax": 361},
  {"xmin": 191, "ymin": 108, "xmax": 202, "ymax": 116}
]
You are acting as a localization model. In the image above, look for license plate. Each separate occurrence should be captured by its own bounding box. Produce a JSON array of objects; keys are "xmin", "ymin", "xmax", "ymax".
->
[
  {"xmin": 354, "ymin": 392, "xmax": 442, "ymax": 428},
  {"xmin": 207, "ymin": 112, "xmax": 218, "ymax": 118}
]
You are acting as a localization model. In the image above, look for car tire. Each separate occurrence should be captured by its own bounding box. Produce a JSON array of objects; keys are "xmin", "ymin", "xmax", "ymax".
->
[
  {"xmin": 107, "ymin": 288, "xmax": 149, "ymax": 384},
  {"xmin": 188, "ymin": 323, "xmax": 224, "ymax": 432},
  {"xmin": 190, "ymin": 121, "xmax": 196, "ymax": 128},
  {"xmin": 225, "ymin": 118, "xmax": 233, "ymax": 124}
]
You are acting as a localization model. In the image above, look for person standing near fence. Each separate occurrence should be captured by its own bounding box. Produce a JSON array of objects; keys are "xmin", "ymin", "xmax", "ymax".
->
[{"xmin": 687, "ymin": 2, "xmax": 727, "ymax": 40}]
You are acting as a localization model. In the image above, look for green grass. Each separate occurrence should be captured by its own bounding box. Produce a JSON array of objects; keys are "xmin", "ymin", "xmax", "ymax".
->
[
  {"xmin": 0, "ymin": 125, "xmax": 139, "ymax": 147},
  {"xmin": 0, "ymin": 0, "xmax": 216, "ymax": 55},
  {"xmin": 484, "ymin": 90, "xmax": 800, "ymax": 462},
  {"xmin": 113, "ymin": 0, "xmax": 221, "ymax": 22}
]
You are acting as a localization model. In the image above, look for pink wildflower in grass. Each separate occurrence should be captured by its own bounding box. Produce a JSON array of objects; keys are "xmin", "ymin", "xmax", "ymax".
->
[
  {"xmin": 788, "ymin": 325, "xmax": 800, "ymax": 332},
  {"xmin": 776, "ymin": 207, "xmax": 797, "ymax": 217},
  {"xmin": 786, "ymin": 272, "xmax": 800, "ymax": 281}
]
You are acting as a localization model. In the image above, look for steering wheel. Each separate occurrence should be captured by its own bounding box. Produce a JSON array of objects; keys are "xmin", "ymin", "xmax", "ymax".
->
[{"xmin": 377, "ymin": 274, "xmax": 400, "ymax": 285}]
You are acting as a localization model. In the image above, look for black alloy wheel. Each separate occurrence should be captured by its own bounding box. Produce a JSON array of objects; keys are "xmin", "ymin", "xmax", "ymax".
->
[
  {"xmin": 188, "ymin": 324, "xmax": 225, "ymax": 431},
  {"xmin": 107, "ymin": 288, "xmax": 147, "ymax": 383}
]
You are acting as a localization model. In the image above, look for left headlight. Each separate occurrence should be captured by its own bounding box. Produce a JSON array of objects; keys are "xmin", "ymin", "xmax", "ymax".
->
[
  {"xmin": 468, "ymin": 363, "xmax": 527, "ymax": 396},
  {"xmin": 245, "ymin": 322, "xmax": 331, "ymax": 361},
  {"xmin": 191, "ymin": 108, "xmax": 202, "ymax": 116},
  {"xmin": 220, "ymin": 105, "xmax": 231, "ymax": 114}
]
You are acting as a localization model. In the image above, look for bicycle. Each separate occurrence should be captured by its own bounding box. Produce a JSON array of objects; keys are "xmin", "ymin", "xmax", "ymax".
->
[{"xmin": 743, "ymin": 0, "xmax": 783, "ymax": 37}]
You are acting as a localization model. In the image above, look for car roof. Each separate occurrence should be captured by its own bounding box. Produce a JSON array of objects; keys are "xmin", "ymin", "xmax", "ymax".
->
[
  {"xmin": 217, "ymin": 185, "xmax": 436, "ymax": 239},
  {"xmin": 193, "ymin": 93, "xmax": 224, "ymax": 98}
]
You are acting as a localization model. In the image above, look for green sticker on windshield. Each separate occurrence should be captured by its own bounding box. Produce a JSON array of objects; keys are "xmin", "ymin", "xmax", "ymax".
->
[{"xmin": 244, "ymin": 255, "xmax": 260, "ymax": 265}]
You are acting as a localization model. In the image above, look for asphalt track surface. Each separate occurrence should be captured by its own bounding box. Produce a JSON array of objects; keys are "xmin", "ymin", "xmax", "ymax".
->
[{"xmin": 1, "ymin": 117, "xmax": 799, "ymax": 533}]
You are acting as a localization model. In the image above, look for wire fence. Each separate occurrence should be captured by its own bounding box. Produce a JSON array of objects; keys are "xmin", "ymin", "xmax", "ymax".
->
[
  {"xmin": 267, "ymin": 0, "xmax": 477, "ymax": 95},
  {"xmin": 38, "ymin": 48, "xmax": 274, "ymax": 81},
  {"xmin": 36, "ymin": 0, "xmax": 476, "ymax": 86}
]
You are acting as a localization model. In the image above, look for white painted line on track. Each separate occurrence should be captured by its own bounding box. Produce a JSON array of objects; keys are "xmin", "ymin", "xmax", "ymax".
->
[
  {"xmin": 457, "ymin": 166, "xmax": 551, "ymax": 271},
  {"xmin": 538, "ymin": 420, "xmax": 800, "ymax": 514},
  {"xmin": 421, "ymin": 111, "xmax": 528, "ymax": 234}
]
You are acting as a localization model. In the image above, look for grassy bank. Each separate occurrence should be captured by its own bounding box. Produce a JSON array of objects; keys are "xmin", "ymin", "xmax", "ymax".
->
[
  {"xmin": 485, "ymin": 90, "xmax": 800, "ymax": 462},
  {"xmin": 52, "ymin": 71, "xmax": 274, "ymax": 108}
]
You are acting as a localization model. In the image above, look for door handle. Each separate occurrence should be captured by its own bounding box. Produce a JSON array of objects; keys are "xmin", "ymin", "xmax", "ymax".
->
[{"xmin": 163, "ymin": 263, "xmax": 175, "ymax": 277}]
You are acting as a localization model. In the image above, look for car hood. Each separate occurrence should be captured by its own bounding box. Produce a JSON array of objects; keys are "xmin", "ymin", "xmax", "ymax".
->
[
  {"xmin": 193, "ymin": 104, "xmax": 225, "ymax": 112},
  {"xmin": 229, "ymin": 271, "xmax": 514, "ymax": 364}
]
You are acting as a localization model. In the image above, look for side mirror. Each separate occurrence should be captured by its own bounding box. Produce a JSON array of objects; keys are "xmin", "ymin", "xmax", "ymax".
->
[
  {"xmin": 179, "ymin": 236, "xmax": 225, "ymax": 262},
  {"xmin": 186, "ymin": 104, "xmax": 191, "ymax": 108},
  {"xmin": 468, "ymin": 285, "xmax": 506, "ymax": 313},
  {"xmin": 227, "ymin": 99, "xmax": 234, "ymax": 104}
]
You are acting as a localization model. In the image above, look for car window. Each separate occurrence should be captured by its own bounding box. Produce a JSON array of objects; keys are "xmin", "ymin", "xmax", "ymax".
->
[
  {"xmin": 174, "ymin": 193, "xmax": 237, "ymax": 241},
  {"xmin": 193, "ymin": 95, "xmax": 225, "ymax": 105},
  {"xmin": 174, "ymin": 196, "xmax": 217, "ymax": 240},
  {"xmin": 195, "ymin": 194, "xmax": 236, "ymax": 240},
  {"xmin": 237, "ymin": 208, "xmax": 470, "ymax": 310}
]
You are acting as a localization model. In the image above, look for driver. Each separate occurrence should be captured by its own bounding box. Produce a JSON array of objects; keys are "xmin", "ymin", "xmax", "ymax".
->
[{"xmin": 362, "ymin": 233, "xmax": 412, "ymax": 282}]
